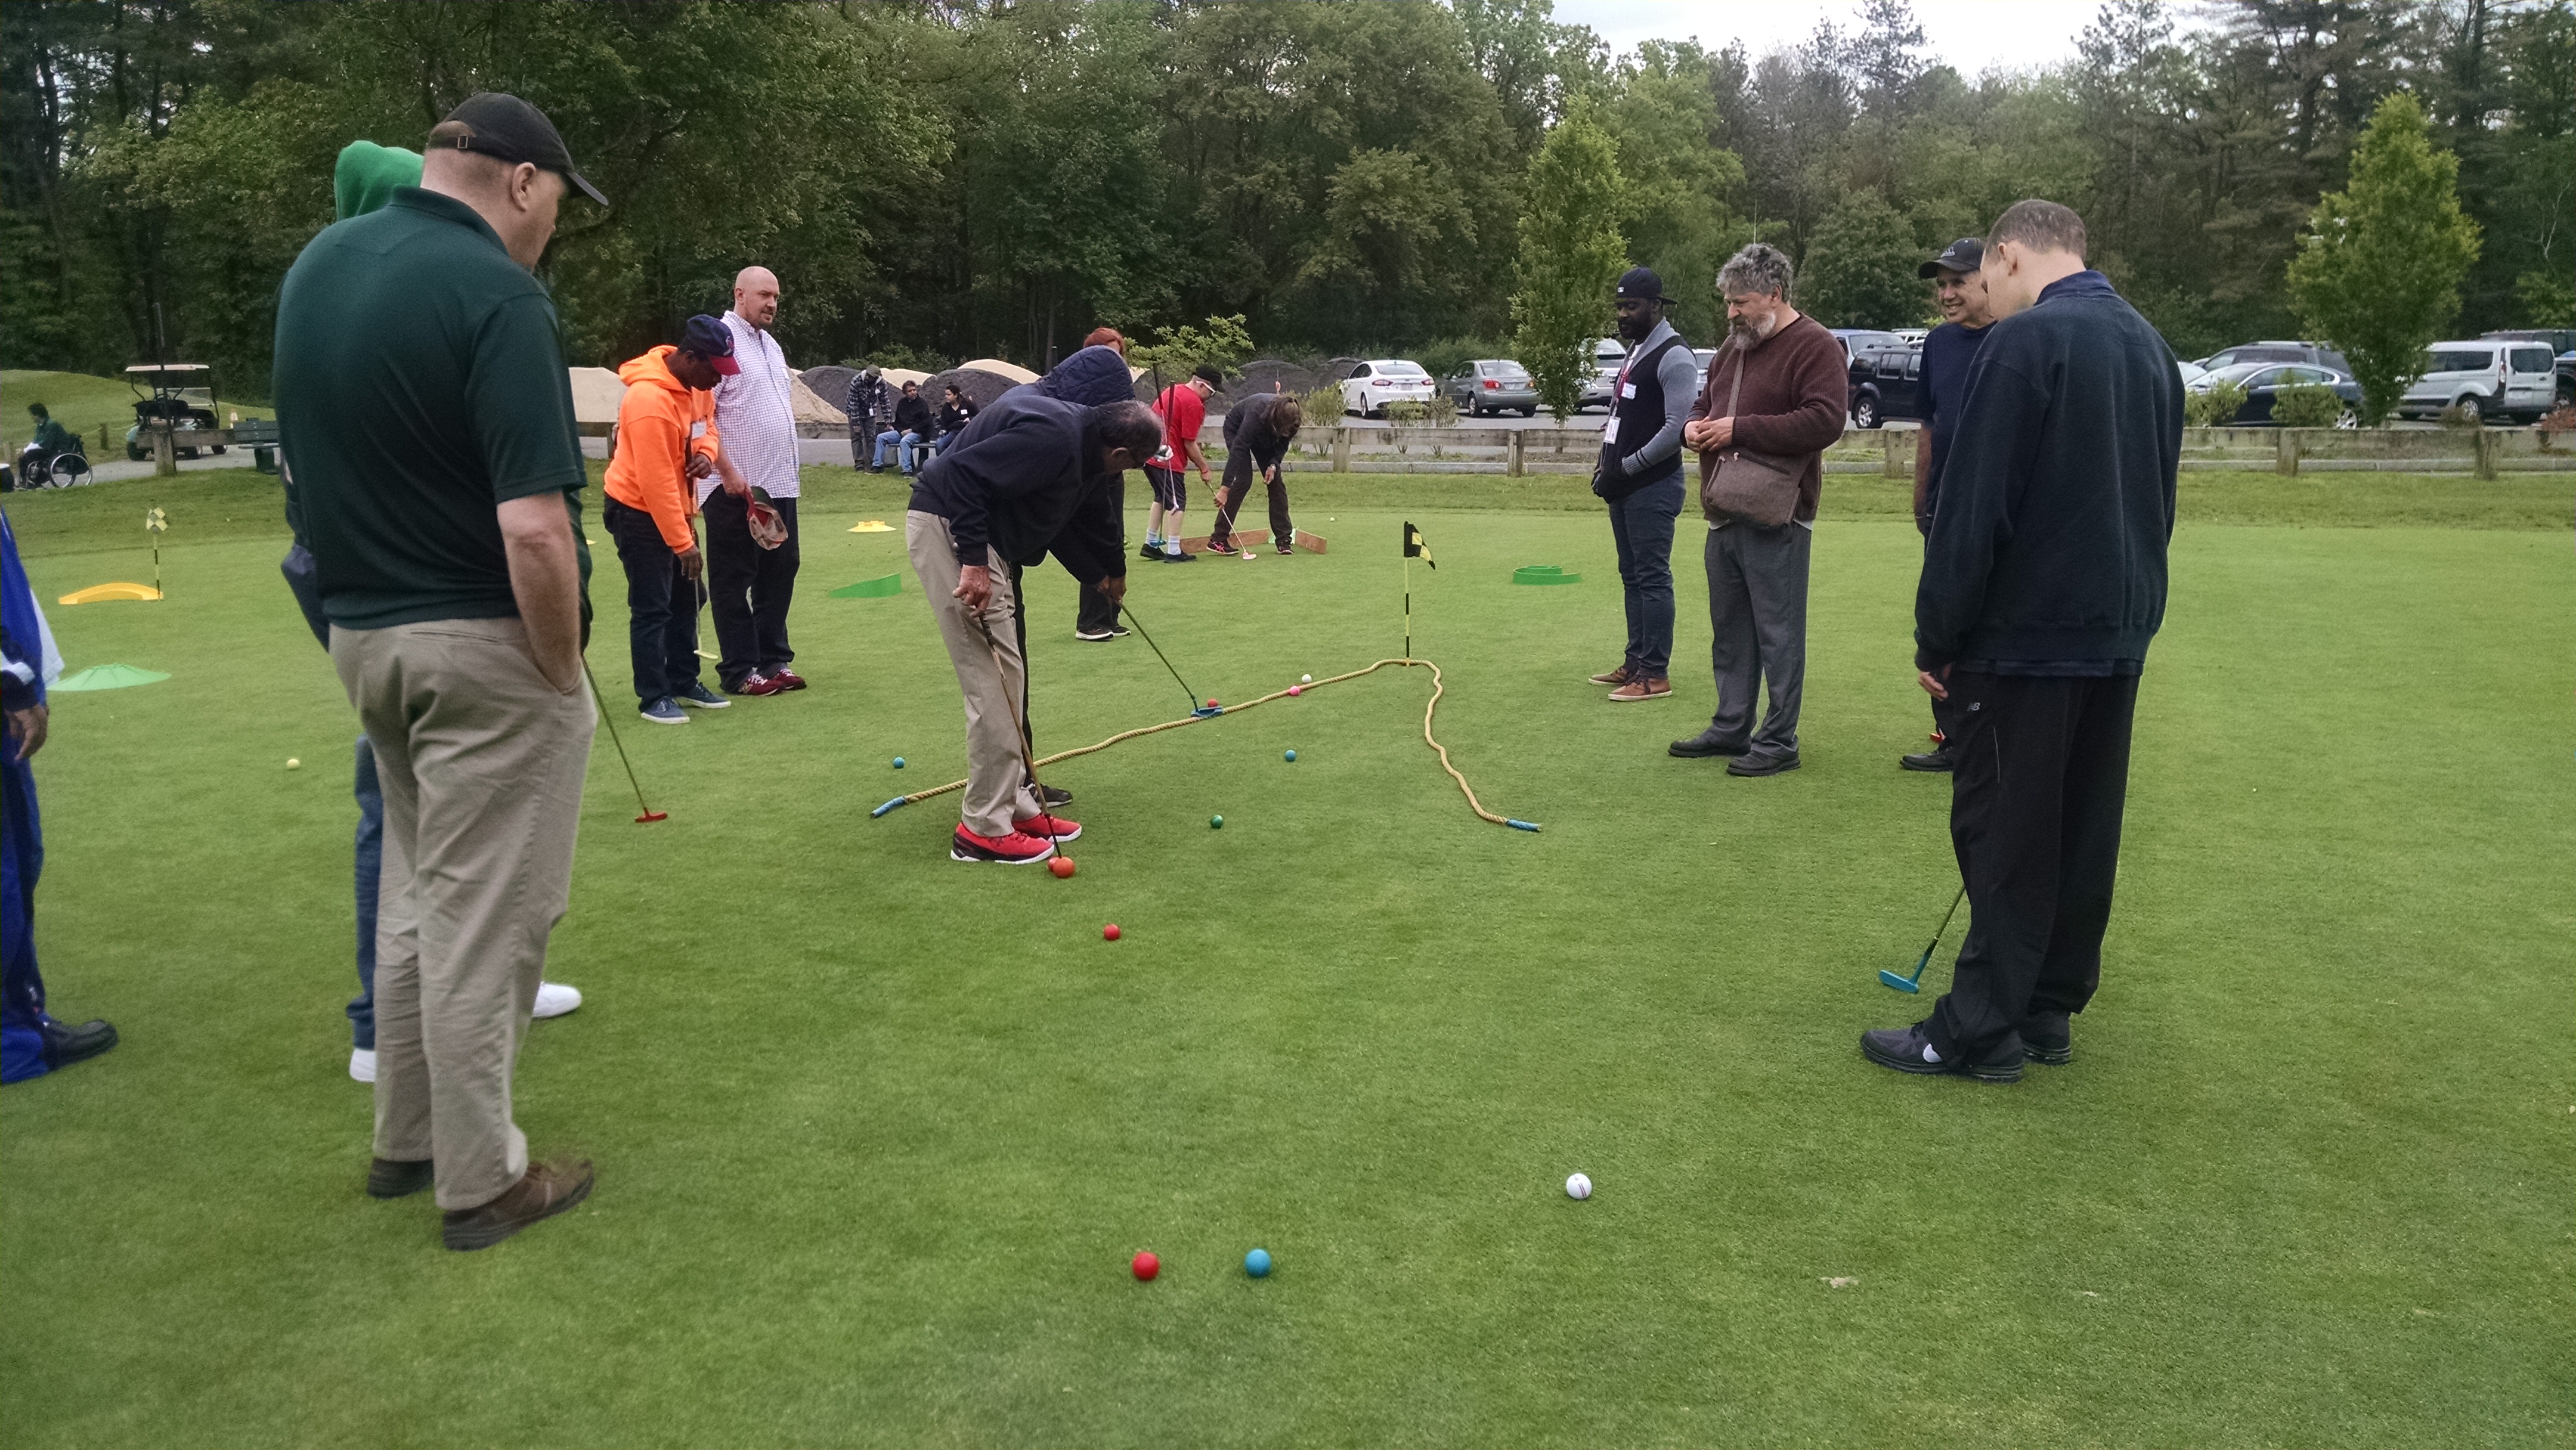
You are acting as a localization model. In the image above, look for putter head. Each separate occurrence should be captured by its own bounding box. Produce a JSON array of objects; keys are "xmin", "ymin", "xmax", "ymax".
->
[
  {"xmin": 634, "ymin": 810, "xmax": 668, "ymax": 824},
  {"xmin": 1192, "ymin": 705, "xmax": 1222, "ymax": 718},
  {"xmin": 1878, "ymin": 968, "xmax": 1921, "ymax": 993}
]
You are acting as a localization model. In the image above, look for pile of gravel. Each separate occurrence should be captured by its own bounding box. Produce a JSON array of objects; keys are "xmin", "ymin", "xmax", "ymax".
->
[{"xmin": 927, "ymin": 367, "xmax": 1026, "ymax": 410}]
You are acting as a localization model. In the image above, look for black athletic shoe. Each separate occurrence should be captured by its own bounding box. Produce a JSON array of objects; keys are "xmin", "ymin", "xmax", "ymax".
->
[
  {"xmin": 1670, "ymin": 729, "xmax": 1751, "ymax": 758},
  {"xmin": 1900, "ymin": 747, "xmax": 1955, "ymax": 772},
  {"xmin": 1156, "ymin": 549, "xmax": 1196, "ymax": 563},
  {"xmin": 1038, "ymin": 783, "xmax": 1074, "ymax": 809},
  {"xmin": 1860, "ymin": 1023, "xmax": 2022, "ymax": 1084},
  {"xmin": 2021, "ymin": 1012, "xmax": 2072, "ymax": 1065},
  {"xmin": 366, "ymin": 1157, "xmax": 435, "ymax": 1199},
  {"xmin": 1138, "ymin": 541, "xmax": 1162, "ymax": 561},
  {"xmin": 41, "ymin": 1018, "xmax": 117, "ymax": 1071},
  {"xmin": 1074, "ymin": 627, "xmax": 1118, "ymax": 642},
  {"xmin": 1727, "ymin": 751, "xmax": 1801, "ymax": 777}
]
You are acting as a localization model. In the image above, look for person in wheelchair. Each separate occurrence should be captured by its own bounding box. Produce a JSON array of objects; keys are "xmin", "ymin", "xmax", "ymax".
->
[{"xmin": 17, "ymin": 405, "xmax": 87, "ymax": 487}]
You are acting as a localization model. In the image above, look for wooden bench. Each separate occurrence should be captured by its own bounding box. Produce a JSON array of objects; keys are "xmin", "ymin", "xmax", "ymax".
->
[{"xmin": 230, "ymin": 417, "xmax": 281, "ymax": 473}]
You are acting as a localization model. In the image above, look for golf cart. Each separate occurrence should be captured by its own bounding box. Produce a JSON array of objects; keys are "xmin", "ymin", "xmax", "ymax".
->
[{"xmin": 123, "ymin": 363, "xmax": 227, "ymax": 461}]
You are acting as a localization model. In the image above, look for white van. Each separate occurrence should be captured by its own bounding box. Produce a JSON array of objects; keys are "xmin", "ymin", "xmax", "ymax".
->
[{"xmin": 2396, "ymin": 340, "xmax": 2559, "ymax": 423}]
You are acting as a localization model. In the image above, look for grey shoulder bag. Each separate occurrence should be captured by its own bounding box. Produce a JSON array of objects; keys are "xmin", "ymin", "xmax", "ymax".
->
[{"xmin": 1698, "ymin": 342, "xmax": 1803, "ymax": 528}]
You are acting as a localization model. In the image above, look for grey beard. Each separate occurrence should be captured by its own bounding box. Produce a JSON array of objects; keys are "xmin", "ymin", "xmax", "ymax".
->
[{"xmin": 1730, "ymin": 311, "xmax": 1779, "ymax": 343}]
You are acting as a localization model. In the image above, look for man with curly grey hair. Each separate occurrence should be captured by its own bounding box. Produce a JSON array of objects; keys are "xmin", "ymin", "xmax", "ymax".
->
[{"xmin": 1673, "ymin": 241, "xmax": 1849, "ymax": 774}]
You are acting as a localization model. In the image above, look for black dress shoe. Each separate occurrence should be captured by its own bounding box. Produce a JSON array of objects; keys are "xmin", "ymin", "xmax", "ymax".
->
[
  {"xmin": 1727, "ymin": 751, "xmax": 1801, "ymax": 777},
  {"xmin": 367, "ymin": 1157, "xmax": 436, "ymax": 1199},
  {"xmin": 1669, "ymin": 729, "xmax": 1751, "ymax": 758},
  {"xmin": 1900, "ymin": 748, "xmax": 1955, "ymax": 772},
  {"xmin": 1038, "ymin": 783, "xmax": 1074, "ymax": 809},
  {"xmin": 2021, "ymin": 1012, "xmax": 2072, "ymax": 1065},
  {"xmin": 41, "ymin": 1018, "xmax": 117, "ymax": 1070},
  {"xmin": 1860, "ymin": 1023, "xmax": 2022, "ymax": 1083}
]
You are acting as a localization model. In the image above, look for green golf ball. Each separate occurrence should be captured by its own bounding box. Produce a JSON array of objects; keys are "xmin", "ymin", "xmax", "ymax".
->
[{"xmin": 1210, "ymin": 814, "xmax": 1224, "ymax": 829}]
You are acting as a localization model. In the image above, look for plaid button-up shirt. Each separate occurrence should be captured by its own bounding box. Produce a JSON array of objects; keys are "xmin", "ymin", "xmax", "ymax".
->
[{"xmin": 707, "ymin": 309, "xmax": 801, "ymax": 501}]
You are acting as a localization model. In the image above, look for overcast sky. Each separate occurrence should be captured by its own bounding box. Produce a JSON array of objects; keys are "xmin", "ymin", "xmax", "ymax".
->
[{"xmin": 1553, "ymin": 1, "xmax": 2125, "ymax": 76}]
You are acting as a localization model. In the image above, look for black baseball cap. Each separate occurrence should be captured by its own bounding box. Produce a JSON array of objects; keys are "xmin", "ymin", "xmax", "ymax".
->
[
  {"xmin": 1919, "ymin": 238, "xmax": 1983, "ymax": 278},
  {"xmin": 431, "ymin": 93, "xmax": 608, "ymax": 206},
  {"xmin": 679, "ymin": 315, "xmax": 739, "ymax": 375},
  {"xmin": 1192, "ymin": 364, "xmax": 1225, "ymax": 387},
  {"xmin": 1615, "ymin": 266, "xmax": 1667, "ymax": 301}
]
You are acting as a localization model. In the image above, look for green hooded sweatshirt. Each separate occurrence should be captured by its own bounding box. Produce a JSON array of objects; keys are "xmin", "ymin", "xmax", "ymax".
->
[{"xmin": 332, "ymin": 141, "xmax": 422, "ymax": 221}]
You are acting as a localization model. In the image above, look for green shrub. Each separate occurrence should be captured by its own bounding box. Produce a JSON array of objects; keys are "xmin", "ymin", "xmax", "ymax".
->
[
  {"xmin": 2270, "ymin": 383, "xmax": 2346, "ymax": 428},
  {"xmin": 2185, "ymin": 380, "xmax": 2249, "ymax": 429},
  {"xmin": 1302, "ymin": 384, "xmax": 1348, "ymax": 425},
  {"xmin": 2436, "ymin": 400, "xmax": 2485, "ymax": 428},
  {"xmin": 1383, "ymin": 400, "xmax": 1430, "ymax": 425}
]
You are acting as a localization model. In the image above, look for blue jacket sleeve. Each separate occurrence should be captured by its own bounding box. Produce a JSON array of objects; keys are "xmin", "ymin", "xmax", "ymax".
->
[{"xmin": 1914, "ymin": 355, "xmax": 2042, "ymax": 670}]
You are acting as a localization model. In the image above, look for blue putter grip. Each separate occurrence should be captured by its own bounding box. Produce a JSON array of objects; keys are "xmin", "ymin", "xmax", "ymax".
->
[
  {"xmin": 871, "ymin": 795, "xmax": 910, "ymax": 819},
  {"xmin": 1507, "ymin": 819, "xmax": 1540, "ymax": 832}
]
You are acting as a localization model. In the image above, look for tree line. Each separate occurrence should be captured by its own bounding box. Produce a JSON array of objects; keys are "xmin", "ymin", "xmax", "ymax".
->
[{"xmin": 2, "ymin": 0, "xmax": 2568, "ymax": 400}]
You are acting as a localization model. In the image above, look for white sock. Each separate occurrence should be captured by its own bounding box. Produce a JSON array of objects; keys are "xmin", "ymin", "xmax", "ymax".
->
[
  {"xmin": 1145, "ymin": 531, "xmax": 1163, "ymax": 546},
  {"xmin": 1921, "ymin": 1042, "xmax": 1943, "ymax": 1063}
]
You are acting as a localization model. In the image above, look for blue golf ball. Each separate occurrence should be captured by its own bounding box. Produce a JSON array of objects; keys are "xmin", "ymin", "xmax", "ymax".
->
[
  {"xmin": 1244, "ymin": 1248, "xmax": 1271, "ymax": 1278},
  {"xmin": 1284, "ymin": 749, "xmax": 1297, "ymax": 762},
  {"xmin": 892, "ymin": 757, "xmax": 906, "ymax": 769}
]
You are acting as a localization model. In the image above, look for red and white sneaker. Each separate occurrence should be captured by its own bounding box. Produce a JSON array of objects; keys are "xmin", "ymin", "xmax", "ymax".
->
[
  {"xmin": 769, "ymin": 667, "xmax": 808, "ymax": 691},
  {"xmin": 1013, "ymin": 812, "xmax": 1082, "ymax": 842},
  {"xmin": 951, "ymin": 826, "xmax": 1057, "ymax": 864},
  {"xmin": 726, "ymin": 671, "xmax": 788, "ymax": 698}
]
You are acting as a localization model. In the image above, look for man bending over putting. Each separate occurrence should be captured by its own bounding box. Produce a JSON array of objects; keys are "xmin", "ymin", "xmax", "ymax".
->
[
  {"xmin": 907, "ymin": 394, "xmax": 1162, "ymax": 864},
  {"xmin": 1864, "ymin": 199, "xmax": 2182, "ymax": 1083}
]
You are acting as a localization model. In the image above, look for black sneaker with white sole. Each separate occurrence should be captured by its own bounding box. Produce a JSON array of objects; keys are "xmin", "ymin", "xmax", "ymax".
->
[
  {"xmin": 2021, "ymin": 1012, "xmax": 2072, "ymax": 1065},
  {"xmin": 1860, "ymin": 1022, "xmax": 2023, "ymax": 1083},
  {"xmin": 675, "ymin": 681, "xmax": 729, "ymax": 709},
  {"xmin": 1074, "ymin": 627, "xmax": 1118, "ymax": 642}
]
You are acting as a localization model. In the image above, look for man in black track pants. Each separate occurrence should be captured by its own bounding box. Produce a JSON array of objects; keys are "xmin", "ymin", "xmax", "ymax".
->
[
  {"xmin": 1863, "ymin": 199, "xmax": 2183, "ymax": 1085},
  {"xmin": 1205, "ymin": 392, "xmax": 1304, "ymax": 555}
]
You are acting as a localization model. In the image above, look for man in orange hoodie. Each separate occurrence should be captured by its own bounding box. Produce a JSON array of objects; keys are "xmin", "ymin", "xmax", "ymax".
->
[{"xmin": 603, "ymin": 315, "xmax": 739, "ymax": 724}]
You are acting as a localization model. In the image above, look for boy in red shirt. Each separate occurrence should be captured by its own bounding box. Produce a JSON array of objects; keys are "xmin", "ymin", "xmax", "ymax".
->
[{"xmin": 1140, "ymin": 365, "xmax": 1219, "ymax": 562}]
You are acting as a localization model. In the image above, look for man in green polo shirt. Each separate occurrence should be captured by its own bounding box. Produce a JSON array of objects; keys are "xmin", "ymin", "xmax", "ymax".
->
[{"xmin": 275, "ymin": 92, "xmax": 608, "ymax": 1252}]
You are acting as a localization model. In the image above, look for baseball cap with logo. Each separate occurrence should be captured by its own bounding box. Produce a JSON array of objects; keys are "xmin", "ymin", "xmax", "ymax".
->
[
  {"xmin": 429, "ymin": 92, "xmax": 608, "ymax": 206},
  {"xmin": 1919, "ymin": 237, "xmax": 1984, "ymax": 278},
  {"xmin": 680, "ymin": 315, "xmax": 739, "ymax": 376}
]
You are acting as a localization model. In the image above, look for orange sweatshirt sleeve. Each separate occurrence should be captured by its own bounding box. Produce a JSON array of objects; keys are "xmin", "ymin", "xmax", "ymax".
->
[{"xmin": 606, "ymin": 391, "xmax": 700, "ymax": 553}]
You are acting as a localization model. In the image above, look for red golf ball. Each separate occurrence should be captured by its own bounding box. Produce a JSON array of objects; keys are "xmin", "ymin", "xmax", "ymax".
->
[
  {"xmin": 1050, "ymin": 857, "xmax": 1076, "ymax": 878},
  {"xmin": 1206, "ymin": 698, "xmax": 1220, "ymax": 708},
  {"xmin": 1103, "ymin": 923, "xmax": 1121, "ymax": 941},
  {"xmin": 1132, "ymin": 1251, "xmax": 1159, "ymax": 1281}
]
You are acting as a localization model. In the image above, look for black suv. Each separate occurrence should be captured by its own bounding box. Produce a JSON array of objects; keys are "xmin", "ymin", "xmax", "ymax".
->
[{"xmin": 1845, "ymin": 334, "xmax": 1922, "ymax": 429}]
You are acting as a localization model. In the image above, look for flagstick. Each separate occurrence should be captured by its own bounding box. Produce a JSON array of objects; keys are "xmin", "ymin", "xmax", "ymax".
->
[{"xmin": 1402, "ymin": 552, "xmax": 1413, "ymax": 662}]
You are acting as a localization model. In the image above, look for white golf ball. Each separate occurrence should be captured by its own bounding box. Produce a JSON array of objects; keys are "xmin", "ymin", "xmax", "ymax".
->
[
  {"xmin": 1565, "ymin": 1172, "xmax": 1592, "ymax": 1200},
  {"xmin": 1300, "ymin": 674, "xmax": 1312, "ymax": 684}
]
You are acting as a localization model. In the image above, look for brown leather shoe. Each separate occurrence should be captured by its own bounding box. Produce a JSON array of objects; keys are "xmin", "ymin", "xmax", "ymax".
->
[
  {"xmin": 1606, "ymin": 676, "xmax": 1671, "ymax": 702},
  {"xmin": 366, "ymin": 1158, "xmax": 434, "ymax": 1199},
  {"xmin": 1587, "ymin": 663, "xmax": 1633, "ymax": 686},
  {"xmin": 441, "ymin": 1159, "xmax": 595, "ymax": 1251}
]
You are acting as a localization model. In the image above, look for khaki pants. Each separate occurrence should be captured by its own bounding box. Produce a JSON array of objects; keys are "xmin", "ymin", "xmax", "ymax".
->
[
  {"xmin": 905, "ymin": 510, "xmax": 1039, "ymax": 838},
  {"xmin": 331, "ymin": 618, "xmax": 594, "ymax": 1210}
]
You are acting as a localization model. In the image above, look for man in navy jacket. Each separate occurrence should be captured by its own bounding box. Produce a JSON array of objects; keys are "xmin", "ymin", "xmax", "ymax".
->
[{"xmin": 1865, "ymin": 199, "xmax": 2184, "ymax": 1084}]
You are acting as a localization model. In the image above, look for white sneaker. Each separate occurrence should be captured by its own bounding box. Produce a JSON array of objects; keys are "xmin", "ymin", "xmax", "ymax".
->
[
  {"xmin": 349, "ymin": 1047, "xmax": 377, "ymax": 1083},
  {"xmin": 532, "ymin": 981, "xmax": 583, "ymax": 1019}
]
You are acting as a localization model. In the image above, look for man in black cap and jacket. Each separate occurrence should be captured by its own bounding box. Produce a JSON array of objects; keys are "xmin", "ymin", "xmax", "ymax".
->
[
  {"xmin": 905, "ymin": 392, "xmax": 1163, "ymax": 865},
  {"xmin": 1587, "ymin": 267, "xmax": 1699, "ymax": 703}
]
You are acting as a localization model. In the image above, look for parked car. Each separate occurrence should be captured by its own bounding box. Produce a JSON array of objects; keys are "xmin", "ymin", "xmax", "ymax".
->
[
  {"xmin": 1339, "ymin": 359, "xmax": 1438, "ymax": 418},
  {"xmin": 1844, "ymin": 334, "xmax": 1924, "ymax": 429},
  {"xmin": 2185, "ymin": 361, "xmax": 2363, "ymax": 426},
  {"xmin": 2193, "ymin": 340, "xmax": 2351, "ymax": 374},
  {"xmin": 1828, "ymin": 328, "xmax": 1903, "ymax": 370},
  {"xmin": 1691, "ymin": 347, "xmax": 1718, "ymax": 401},
  {"xmin": 1442, "ymin": 359, "xmax": 1538, "ymax": 416},
  {"xmin": 1575, "ymin": 336, "xmax": 1628, "ymax": 412},
  {"xmin": 2395, "ymin": 340, "xmax": 2560, "ymax": 423},
  {"xmin": 2482, "ymin": 327, "xmax": 2576, "ymax": 357},
  {"xmin": 2560, "ymin": 350, "xmax": 2575, "ymax": 409}
]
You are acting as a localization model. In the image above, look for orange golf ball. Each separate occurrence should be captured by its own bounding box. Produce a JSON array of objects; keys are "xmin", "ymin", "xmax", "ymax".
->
[{"xmin": 1049, "ymin": 856, "xmax": 1076, "ymax": 878}]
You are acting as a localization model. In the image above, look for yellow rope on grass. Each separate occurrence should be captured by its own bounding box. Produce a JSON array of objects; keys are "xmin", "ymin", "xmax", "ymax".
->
[{"xmin": 870, "ymin": 659, "xmax": 1539, "ymax": 831}]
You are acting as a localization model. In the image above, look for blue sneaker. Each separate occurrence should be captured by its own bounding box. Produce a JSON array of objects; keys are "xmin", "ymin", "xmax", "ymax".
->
[
  {"xmin": 639, "ymin": 697, "xmax": 688, "ymax": 726},
  {"xmin": 674, "ymin": 681, "xmax": 729, "ymax": 709}
]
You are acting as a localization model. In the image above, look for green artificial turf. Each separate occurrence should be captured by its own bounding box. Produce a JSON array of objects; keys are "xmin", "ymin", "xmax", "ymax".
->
[{"xmin": 2, "ymin": 467, "xmax": 2569, "ymax": 1448}]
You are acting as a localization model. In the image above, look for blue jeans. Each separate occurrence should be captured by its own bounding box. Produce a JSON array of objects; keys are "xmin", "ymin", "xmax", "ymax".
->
[
  {"xmin": 351, "ymin": 735, "xmax": 382, "ymax": 1051},
  {"xmin": 1605, "ymin": 472, "xmax": 1686, "ymax": 678},
  {"xmin": 875, "ymin": 429, "xmax": 928, "ymax": 472}
]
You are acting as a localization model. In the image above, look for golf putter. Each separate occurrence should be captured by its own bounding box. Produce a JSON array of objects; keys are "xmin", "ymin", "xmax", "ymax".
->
[
  {"xmin": 1883, "ymin": 885, "xmax": 1967, "ymax": 993},
  {"xmin": 581, "ymin": 658, "xmax": 667, "ymax": 823},
  {"xmin": 1117, "ymin": 599, "xmax": 1218, "ymax": 716}
]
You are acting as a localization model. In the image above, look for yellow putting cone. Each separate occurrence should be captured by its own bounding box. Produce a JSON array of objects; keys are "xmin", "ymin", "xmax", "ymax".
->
[{"xmin": 58, "ymin": 582, "xmax": 164, "ymax": 605}]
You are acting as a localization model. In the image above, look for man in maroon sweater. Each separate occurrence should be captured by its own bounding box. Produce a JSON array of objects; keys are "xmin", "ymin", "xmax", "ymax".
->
[{"xmin": 1673, "ymin": 243, "xmax": 1850, "ymax": 775}]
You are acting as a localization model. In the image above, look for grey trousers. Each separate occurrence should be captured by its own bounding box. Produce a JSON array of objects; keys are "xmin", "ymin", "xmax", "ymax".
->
[
  {"xmin": 906, "ymin": 510, "xmax": 1041, "ymax": 838},
  {"xmin": 332, "ymin": 618, "xmax": 593, "ymax": 1210},
  {"xmin": 1704, "ymin": 521, "xmax": 1812, "ymax": 759}
]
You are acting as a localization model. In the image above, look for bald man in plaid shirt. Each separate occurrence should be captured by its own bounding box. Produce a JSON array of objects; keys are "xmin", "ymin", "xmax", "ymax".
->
[{"xmin": 708, "ymin": 265, "xmax": 807, "ymax": 695}]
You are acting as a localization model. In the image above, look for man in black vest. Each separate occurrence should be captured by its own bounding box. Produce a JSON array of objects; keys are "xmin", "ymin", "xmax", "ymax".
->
[{"xmin": 1587, "ymin": 267, "xmax": 1699, "ymax": 702}]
